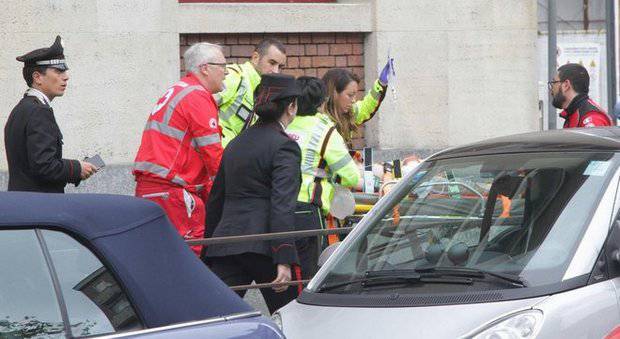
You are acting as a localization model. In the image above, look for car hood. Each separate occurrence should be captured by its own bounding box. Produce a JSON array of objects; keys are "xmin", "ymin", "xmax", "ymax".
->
[{"xmin": 279, "ymin": 296, "xmax": 548, "ymax": 339}]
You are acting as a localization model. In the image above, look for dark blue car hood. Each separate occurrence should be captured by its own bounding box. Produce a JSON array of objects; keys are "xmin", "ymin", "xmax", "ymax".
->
[{"xmin": 0, "ymin": 192, "xmax": 252, "ymax": 328}]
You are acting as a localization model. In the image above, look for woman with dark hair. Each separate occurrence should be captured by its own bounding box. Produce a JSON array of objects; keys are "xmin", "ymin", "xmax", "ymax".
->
[
  {"xmin": 322, "ymin": 59, "xmax": 393, "ymax": 146},
  {"xmin": 286, "ymin": 76, "xmax": 361, "ymax": 279},
  {"xmin": 203, "ymin": 73, "xmax": 302, "ymax": 314}
]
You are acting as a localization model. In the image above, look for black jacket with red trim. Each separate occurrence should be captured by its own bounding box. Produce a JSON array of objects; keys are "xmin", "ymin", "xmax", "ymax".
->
[
  {"xmin": 4, "ymin": 95, "xmax": 81, "ymax": 193},
  {"xmin": 204, "ymin": 121, "xmax": 300, "ymax": 265}
]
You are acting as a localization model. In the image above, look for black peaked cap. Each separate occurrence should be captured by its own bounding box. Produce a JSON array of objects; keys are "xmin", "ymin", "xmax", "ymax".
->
[
  {"xmin": 255, "ymin": 73, "xmax": 301, "ymax": 106},
  {"xmin": 16, "ymin": 35, "xmax": 68, "ymax": 71}
]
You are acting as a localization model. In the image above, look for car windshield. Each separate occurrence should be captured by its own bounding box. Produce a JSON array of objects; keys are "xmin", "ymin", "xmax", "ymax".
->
[{"xmin": 312, "ymin": 152, "xmax": 619, "ymax": 294}]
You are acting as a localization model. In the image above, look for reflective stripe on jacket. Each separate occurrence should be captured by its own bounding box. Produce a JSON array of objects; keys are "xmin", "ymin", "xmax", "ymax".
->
[
  {"xmin": 133, "ymin": 73, "xmax": 223, "ymax": 193},
  {"xmin": 214, "ymin": 61, "xmax": 261, "ymax": 148},
  {"xmin": 287, "ymin": 113, "xmax": 360, "ymax": 214},
  {"xmin": 352, "ymin": 79, "xmax": 387, "ymax": 126}
]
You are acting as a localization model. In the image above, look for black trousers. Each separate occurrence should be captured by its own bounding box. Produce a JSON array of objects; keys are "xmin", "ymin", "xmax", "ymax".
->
[
  {"xmin": 208, "ymin": 252, "xmax": 301, "ymax": 314},
  {"xmin": 294, "ymin": 202, "xmax": 325, "ymax": 280}
]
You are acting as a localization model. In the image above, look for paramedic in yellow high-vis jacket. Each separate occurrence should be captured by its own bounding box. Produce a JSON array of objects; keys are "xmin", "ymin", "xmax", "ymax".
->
[
  {"xmin": 286, "ymin": 76, "xmax": 361, "ymax": 282},
  {"xmin": 215, "ymin": 39, "xmax": 287, "ymax": 147}
]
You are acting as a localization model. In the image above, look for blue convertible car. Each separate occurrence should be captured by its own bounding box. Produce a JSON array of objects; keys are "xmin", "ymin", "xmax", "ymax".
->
[{"xmin": 0, "ymin": 192, "xmax": 283, "ymax": 338}]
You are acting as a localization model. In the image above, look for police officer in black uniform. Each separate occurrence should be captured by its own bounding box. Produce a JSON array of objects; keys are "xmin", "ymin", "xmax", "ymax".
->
[
  {"xmin": 4, "ymin": 36, "xmax": 97, "ymax": 193},
  {"xmin": 204, "ymin": 74, "xmax": 302, "ymax": 314}
]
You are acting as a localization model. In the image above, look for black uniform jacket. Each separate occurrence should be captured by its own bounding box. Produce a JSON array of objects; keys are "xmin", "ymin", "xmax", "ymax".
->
[
  {"xmin": 204, "ymin": 121, "xmax": 301, "ymax": 265},
  {"xmin": 4, "ymin": 94, "xmax": 81, "ymax": 193}
]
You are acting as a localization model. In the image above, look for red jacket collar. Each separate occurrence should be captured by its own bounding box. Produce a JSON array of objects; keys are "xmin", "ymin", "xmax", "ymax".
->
[{"xmin": 182, "ymin": 73, "xmax": 207, "ymax": 90}]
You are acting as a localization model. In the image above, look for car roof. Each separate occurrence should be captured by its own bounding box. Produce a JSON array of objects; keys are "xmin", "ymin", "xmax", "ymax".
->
[
  {"xmin": 0, "ymin": 191, "xmax": 164, "ymax": 236},
  {"xmin": 0, "ymin": 192, "xmax": 252, "ymax": 328},
  {"xmin": 431, "ymin": 128, "xmax": 620, "ymax": 160}
]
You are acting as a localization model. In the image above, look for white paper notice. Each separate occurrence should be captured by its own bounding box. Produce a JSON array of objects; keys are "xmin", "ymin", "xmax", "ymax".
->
[{"xmin": 584, "ymin": 160, "xmax": 610, "ymax": 177}]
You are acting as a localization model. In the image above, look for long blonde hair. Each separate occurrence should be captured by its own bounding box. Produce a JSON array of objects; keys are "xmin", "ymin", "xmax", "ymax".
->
[{"xmin": 322, "ymin": 68, "xmax": 360, "ymax": 145}]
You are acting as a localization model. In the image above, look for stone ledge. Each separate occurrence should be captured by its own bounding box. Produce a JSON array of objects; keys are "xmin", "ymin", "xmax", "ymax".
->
[
  {"xmin": 0, "ymin": 165, "xmax": 136, "ymax": 195},
  {"xmin": 178, "ymin": 3, "xmax": 372, "ymax": 33}
]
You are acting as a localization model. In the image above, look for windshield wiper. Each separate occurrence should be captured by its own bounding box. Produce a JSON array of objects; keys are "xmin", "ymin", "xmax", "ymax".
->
[
  {"xmin": 317, "ymin": 269, "xmax": 473, "ymax": 292},
  {"xmin": 318, "ymin": 267, "xmax": 527, "ymax": 292},
  {"xmin": 414, "ymin": 266, "xmax": 528, "ymax": 287}
]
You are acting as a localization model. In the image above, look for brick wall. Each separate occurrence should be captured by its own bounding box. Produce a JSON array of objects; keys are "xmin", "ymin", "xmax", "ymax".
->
[{"xmin": 180, "ymin": 32, "xmax": 368, "ymax": 148}]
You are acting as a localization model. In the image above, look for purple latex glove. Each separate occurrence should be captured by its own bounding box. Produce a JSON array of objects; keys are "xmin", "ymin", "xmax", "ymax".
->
[{"xmin": 379, "ymin": 58, "xmax": 395, "ymax": 86}]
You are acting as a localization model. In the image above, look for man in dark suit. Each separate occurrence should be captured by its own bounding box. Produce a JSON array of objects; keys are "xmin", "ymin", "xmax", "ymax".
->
[
  {"xmin": 203, "ymin": 73, "xmax": 302, "ymax": 314},
  {"xmin": 4, "ymin": 36, "xmax": 97, "ymax": 193}
]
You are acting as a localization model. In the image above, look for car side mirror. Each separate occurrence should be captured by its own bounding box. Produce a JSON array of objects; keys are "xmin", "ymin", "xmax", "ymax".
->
[{"xmin": 318, "ymin": 242, "xmax": 341, "ymax": 267}]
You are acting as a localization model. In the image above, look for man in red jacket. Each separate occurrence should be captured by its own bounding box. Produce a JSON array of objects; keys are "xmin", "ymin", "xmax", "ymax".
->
[
  {"xmin": 548, "ymin": 63, "xmax": 613, "ymax": 128},
  {"xmin": 133, "ymin": 42, "xmax": 227, "ymax": 255}
]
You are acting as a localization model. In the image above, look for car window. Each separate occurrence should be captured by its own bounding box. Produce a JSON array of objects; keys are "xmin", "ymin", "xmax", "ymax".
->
[
  {"xmin": 0, "ymin": 230, "xmax": 66, "ymax": 338},
  {"xmin": 316, "ymin": 152, "xmax": 618, "ymax": 293},
  {"xmin": 42, "ymin": 230, "xmax": 143, "ymax": 337}
]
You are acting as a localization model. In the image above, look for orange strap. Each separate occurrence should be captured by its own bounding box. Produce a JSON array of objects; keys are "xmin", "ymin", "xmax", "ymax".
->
[
  {"xmin": 392, "ymin": 207, "xmax": 401, "ymax": 226},
  {"xmin": 326, "ymin": 215, "xmax": 339, "ymax": 245}
]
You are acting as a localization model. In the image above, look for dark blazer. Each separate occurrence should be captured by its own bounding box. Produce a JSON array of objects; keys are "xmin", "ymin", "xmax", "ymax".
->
[
  {"xmin": 4, "ymin": 95, "xmax": 81, "ymax": 193},
  {"xmin": 205, "ymin": 121, "xmax": 301, "ymax": 265}
]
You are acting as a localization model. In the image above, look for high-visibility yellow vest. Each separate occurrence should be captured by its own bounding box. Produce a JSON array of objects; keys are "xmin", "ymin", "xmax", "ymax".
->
[
  {"xmin": 352, "ymin": 79, "xmax": 387, "ymax": 126},
  {"xmin": 286, "ymin": 112, "xmax": 360, "ymax": 214},
  {"xmin": 214, "ymin": 61, "xmax": 261, "ymax": 148}
]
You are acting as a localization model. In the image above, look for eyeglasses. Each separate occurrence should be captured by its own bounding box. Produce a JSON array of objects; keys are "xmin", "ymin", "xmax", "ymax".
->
[
  {"xmin": 199, "ymin": 62, "xmax": 228, "ymax": 75},
  {"xmin": 547, "ymin": 80, "xmax": 562, "ymax": 90},
  {"xmin": 200, "ymin": 62, "xmax": 227, "ymax": 68}
]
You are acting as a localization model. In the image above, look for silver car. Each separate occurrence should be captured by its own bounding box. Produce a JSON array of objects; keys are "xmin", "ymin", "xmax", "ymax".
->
[{"xmin": 276, "ymin": 128, "xmax": 620, "ymax": 339}]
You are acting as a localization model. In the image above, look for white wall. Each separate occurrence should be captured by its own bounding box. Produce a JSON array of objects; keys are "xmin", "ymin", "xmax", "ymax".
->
[
  {"xmin": 178, "ymin": 2, "xmax": 372, "ymax": 33},
  {"xmin": 0, "ymin": 0, "xmax": 180, "ymax": 171},
  {"xmin": 362, "ymin": 0, "xmax": 540, "ymax": 150},
  {"xmin": 0, "ymin": 0, "xmax": 540, "ymax": 180}
]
